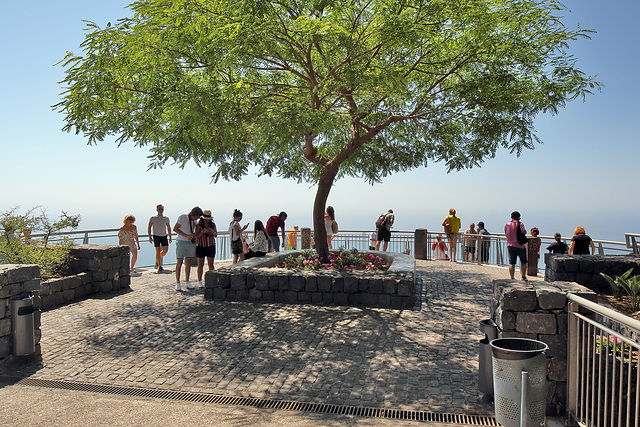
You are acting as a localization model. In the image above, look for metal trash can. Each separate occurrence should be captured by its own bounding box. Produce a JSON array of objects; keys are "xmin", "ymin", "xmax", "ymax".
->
[
  {"xmin": 478, "ymin": 319, "xmax": 498, "ymax": 395},
  {"xmin": 490, "ymin": 338, "xmax": 549, "ymax": 427},
  {"xmin": 11, "ymin": 294, "xmax": 38, "ymax": 356}
]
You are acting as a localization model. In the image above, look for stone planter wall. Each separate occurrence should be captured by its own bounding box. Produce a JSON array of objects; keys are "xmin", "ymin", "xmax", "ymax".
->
[
  {"xmin": 204, "ymin": 252, "xmax": 417, "ymax": 309},
  {"xmin": 0, "ymin": 265, "xmax": 42, "ymax": 363},
  {"xmin": 491, "ymin": 279, "xmax": 597, "ymax": 415},
  {"xmin": 544, "ymin": 254, "xmax": 640, "ymax": 293},
  {"xmin": 39, "ymin": 244, "xmax": 131, "ymax": 310}
]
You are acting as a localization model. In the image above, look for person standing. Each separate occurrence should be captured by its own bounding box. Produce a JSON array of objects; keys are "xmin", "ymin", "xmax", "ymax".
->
[
  {"xmin": 442, "ymin": 208, "xmax": 461, "ymax": 262},
  {"xmin": 230, "ymin": 209, "xmax": 249, "ymax": 264},
  {"xmin": 173, "ymin": 206, "xmax": 203, "ymax": 291},
  {"xmin": 287, "ymin": 225, "xmax": 299, "ymax": 250},
  {"xmin": 568, "ymin": 227, "xmax": 595, "ymax": 255},
  {"xmin": 477, "ymin": 221, "xmax": 491, "ymax": 263},
  {"xmin": 463, "ymin": 222, "xmax": 478, "ymax": 262},
  {"xmin": 375, "ymin": 209, "xmax": 395, "ymax": 251},
  {"xmin": 266, "ymin": 211, "xmax": 287, "ymax": 252},
  {"xmin": 504, "ymin": 211, "xmax": 528, "ymax": 280},
  {"xmin": 546, "ymin": 232, "xmax": 569, "ymax": 254},
  {"xmin": 324, "ymin": 206, "xmax": 336, "ymax": 249},
  {"xmin": 195, "ymin": 210, "xmax": 217, "ymax": 288},
  {"xmin": 148, "ymin": 204, "xmax": 172, "ymax": 273},
  {"xmin": 118, "ymin": 214, "xmax": 141, "ymax": 271}
]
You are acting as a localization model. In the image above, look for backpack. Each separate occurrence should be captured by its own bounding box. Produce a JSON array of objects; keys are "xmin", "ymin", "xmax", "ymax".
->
[
  {"xmin": 516, "ymin": 221, "xmax": 528, "ymax": 245},
  {"xmin": 375, "ymin": 214, "xmax": 387, "ymax": 229}
]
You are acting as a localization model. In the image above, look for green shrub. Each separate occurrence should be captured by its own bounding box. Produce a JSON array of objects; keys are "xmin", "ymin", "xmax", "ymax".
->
[{"xmin": 0, "ymin": 206, "xmax": 81, "ymax": 278}]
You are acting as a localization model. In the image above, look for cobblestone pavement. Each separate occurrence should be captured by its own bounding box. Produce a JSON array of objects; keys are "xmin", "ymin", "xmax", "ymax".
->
[{"xmin": 10, "ymin": 261, "xmax": 531, "ymax": 416}]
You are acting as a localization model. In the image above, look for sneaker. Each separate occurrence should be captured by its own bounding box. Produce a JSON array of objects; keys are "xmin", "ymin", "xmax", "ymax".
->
[
  {"xmin": 197, "ymin": 281, "xmax": 204, "ymax": 289},
  {"xmin": 158, "ymin": 266, "xmax": 164, "ymax": 272},
  {"xmin": 185, "ymin": 281, "xmax": 195, "ymax": 290},
  {"xmin": 175, "ymin": 282, "xmax": 181, "ymax": 291}
]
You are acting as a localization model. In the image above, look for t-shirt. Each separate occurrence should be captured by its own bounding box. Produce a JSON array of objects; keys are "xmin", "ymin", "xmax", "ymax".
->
[
  {"xmin": 504, "ymin": 220, "xmax": 526, "ymax": 248},
  {"xmin": 175, "ymin": 214, "xmax": 195, "ymax": 242},
  {"xmin": 445, "ymin": 215, "xmax": 461, "ymax": 234},
  {"xmin": 463, "ymin": 228, "xmax": 478, "ymax": 247},
  {"xmin": 571, "ymin": 234, "xmax": 592, "ymax": 255},
  {"xmin": 546, "ymin": 241, "xmax": 568, "ymax": 254},
  {"xmin": 478, "ymin": 229, "xmax": 490, "ymax": 247},
  {"xmin": 266, "ymin": 215, "xmax": 285, "ymax": 236},
  {"xmin": 149, "ymin": 215, "xmax": 170, "ymax": 236},
  {"xmin": 382, "ymin": 213, "xmax": 394, "ymax": 231}
]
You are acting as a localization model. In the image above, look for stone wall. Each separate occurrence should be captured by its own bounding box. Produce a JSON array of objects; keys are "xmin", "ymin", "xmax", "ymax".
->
[
  {"xmin": 491, "ymin": 279, "xmax": 597, "ymax": 415},
  {"xmin": 39, "ymin": 245, "xmax": 131, "ymax": 310},
  {"xmin": 544, "ymin": 254, "xmax": 640, "ymax": 293},
  {"xmin": 0, "ymin": 265, "xmax": 42, "ymax": 363},
  {"xmin": 204, "ymin": 252, "xmax": 417, "ymax": 309}
]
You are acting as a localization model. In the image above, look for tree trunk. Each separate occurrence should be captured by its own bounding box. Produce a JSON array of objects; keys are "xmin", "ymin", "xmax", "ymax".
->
[{"xmin": 313, "ymin": 165, "xmax": 339, "ymax": 261}]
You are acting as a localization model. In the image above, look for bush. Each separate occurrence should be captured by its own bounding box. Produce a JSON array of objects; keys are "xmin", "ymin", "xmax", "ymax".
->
[{"xmin": 0, "ymin": 206, "xmax": 81, "ymax": 278}]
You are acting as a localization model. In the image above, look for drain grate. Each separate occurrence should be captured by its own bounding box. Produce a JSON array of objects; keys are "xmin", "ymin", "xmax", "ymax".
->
[{"xmin": 0, "ymin": 376, "xmax": 498, "ymax": 425}]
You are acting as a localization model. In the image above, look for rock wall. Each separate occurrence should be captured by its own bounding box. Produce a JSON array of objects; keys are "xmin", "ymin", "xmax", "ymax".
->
[
  {"xmin": 544, "ymin": 254, "xmax": 640, "ymax": 293},
  {"xmin": 39, "ymin": 245, "xmax": 131, "ymax": 310},
  {"xmin": 0, "ymin": 265, "xmax": 42, "ymax": 362},
  {"xmin": 204, "ymin": 252, "xmax": 417, "ymax": 309},
  {"xmin": 491, "ymin": 279, "xmax": 597, "ymax": 415}
]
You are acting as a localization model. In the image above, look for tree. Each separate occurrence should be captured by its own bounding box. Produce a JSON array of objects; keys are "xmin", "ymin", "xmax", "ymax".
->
[{"xmin": 55, "ymin": 0, "xmax": 600, "ymax": 260}]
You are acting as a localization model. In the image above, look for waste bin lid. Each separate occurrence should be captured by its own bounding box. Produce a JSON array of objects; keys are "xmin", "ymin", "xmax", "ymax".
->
[
  {"xmin": 490, "ymin": 338, "xmax": 549, "ymax": 360},
  {"xmin": 480, "ymin": 319, "xmax": 497, "ymax": 333}
]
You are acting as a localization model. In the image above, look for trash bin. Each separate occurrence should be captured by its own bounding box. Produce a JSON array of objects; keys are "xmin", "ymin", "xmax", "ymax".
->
[
  {"xmin": 478, "ymin": 319, "xmax": 498, "ymax": 396},
  {"xmin": 490, "ymin": 338, "xmax": 549, "ymax": 427},
  {"xmin": 11, "ymin": 294, "xmax": 38, "ymax": 356}
]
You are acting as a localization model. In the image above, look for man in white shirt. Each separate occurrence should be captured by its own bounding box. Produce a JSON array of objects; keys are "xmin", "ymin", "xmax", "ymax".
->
[
  {"xmin": 173, "ymin": 206, "xmax": 203, "ymax": 291},
  {"xmin": 148, "ymin": 204, "xmax": 172, "ymax": 273}
]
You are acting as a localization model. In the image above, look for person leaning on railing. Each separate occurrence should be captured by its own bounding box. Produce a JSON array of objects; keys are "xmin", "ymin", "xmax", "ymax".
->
[{"xmin": 568, "ymin": 226, "xmax": 595, "ymax": 255}]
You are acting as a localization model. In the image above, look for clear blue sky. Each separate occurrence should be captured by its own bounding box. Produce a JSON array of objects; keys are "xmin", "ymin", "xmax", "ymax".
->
[{"xmin": 1, "ymin": 0, "xmax": 638, "ymax": 242}]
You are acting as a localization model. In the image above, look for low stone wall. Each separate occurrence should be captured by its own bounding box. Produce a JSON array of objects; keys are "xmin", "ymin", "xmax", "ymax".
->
[
  {"xmin": 491, "ymin": 279, "xmax": 597, "ymax": 415},
  {"xmin": 39, "ymin": 245, "xmax": 131, "ymax": 310},
  {"xmin": 544, "ymin": 254, "xmax": 640, "ymax": 293},
  {"xmin": 204, "ymin": 252, "xmax": 416, "ymax": 309},
  {"xmin": 0, "ymin": 265, "xmax": 42, "ymax": 363}
]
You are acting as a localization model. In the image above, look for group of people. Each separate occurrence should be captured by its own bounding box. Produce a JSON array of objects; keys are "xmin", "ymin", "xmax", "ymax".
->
[
  {"xmin": 434, "ymin": 209, "xmax": 491, "ymax": 263},
  {"xmin": 117, "ymin": 206, "xmax": 290, "ymax": 291},
  {"xmin": 430, "ymin": 208, "xmax": 596, "ymax": 280},
  {"xmin": 117, "ymin": 204, "xmax": 598, "ymax": 288}
]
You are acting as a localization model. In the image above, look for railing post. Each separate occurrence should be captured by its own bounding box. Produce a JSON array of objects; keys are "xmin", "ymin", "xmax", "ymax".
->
[
  {"xmin": 566, "ymin": 299, "xmax": 579, "ymax": 425},
  {"xmin": 83, "ymin": 232, "xmax": 89, "ymax": 244}
]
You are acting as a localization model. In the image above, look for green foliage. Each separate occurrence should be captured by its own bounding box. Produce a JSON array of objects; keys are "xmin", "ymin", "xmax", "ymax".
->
[
  {"xmin": 0, "ymin": 207, "xmax": 82, "ymax": 278},
  {"xmin": 55, "ymin": 0, "xmax": 600, "ymax": 184},
  {"xmin": 276, "ymin": 248, "xmax": 390, "ymax": 271},
  {"xmin": 600, "ymin": 269, "xmax": 633, "ymax": 300},
  {"xmin": 601, "ymin": 269, "xmax": 640, "ymax": 315}
]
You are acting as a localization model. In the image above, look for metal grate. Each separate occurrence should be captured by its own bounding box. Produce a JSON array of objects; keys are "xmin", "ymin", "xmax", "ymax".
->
[{"xmin": 0, "ymin": 376, "xmax": 498, "ymax": 425}]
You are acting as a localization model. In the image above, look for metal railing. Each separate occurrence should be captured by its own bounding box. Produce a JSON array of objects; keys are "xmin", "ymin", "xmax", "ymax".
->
[
  {"xmin": 20, "ymin": 228, "xmax": 637, "ymax": 269},
  {"xmin": 567, "ymin": 293, "xmax": 640, "ymax": 427}
]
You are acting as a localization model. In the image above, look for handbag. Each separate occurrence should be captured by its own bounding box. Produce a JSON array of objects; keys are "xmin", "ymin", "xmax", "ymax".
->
[
  {"xmin": 331, "ymin": 220, "xmax": 339, "ymax": 234},
  {"xmin": 443, "ymin": 218, "xmax": 451, "ymax": 235},
  {"xmin": 516, "ymin": 221, "xmax": 528, "ymax": 245}
]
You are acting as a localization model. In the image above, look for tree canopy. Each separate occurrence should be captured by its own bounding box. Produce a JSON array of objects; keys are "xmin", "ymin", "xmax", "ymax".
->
[{"xmin": 56, "ymin": 0, "xmax": 600, "ymax": 258}]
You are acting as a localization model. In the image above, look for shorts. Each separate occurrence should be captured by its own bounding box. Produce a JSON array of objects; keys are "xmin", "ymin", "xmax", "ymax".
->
[
  {"xmin": 153, "ymin": 235, "xmax": 169, "ymax": 247},
  {"xmin": 231, "ymin": 238, "xmax": 244, "ymax": 255},
  {"xmin": 176, "ymin": 240, "xmax": 196, "ymax": 260},
  {"xmin": 377, "ymin": 227, "xmax": 391, "ymax": 242},
  {"xmin": 464, "ymin": 246, "xmax": 476, "ymax": 254},
  {"xmin": 269, "ymin": 235, "xmax": 280, "ymax": 250},
  {"xmin": 446, "ymin": 232, "xmax": 460, "ymax": 240},
  {"xmin": 508, "ymin": 246, "xmax": 527, "ymax": 265},
  {"xmin": 196, "ymin": 245, "xmax": 216, "ymax": 258}
]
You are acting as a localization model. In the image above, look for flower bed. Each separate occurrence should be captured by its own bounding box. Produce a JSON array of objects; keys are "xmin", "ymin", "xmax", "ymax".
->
[
  {"xmin": 204, "ymin": 251, "xmax": 416, "ymax": 309},
  {"xmin": 276, "ymin": 249, "xmax": 390, "ymax": 271}
]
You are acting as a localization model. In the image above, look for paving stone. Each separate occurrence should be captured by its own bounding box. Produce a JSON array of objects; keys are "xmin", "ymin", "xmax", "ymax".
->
[{"xmin": 6, "ymin": 260, "xmax": 527, "ymax": 416}]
